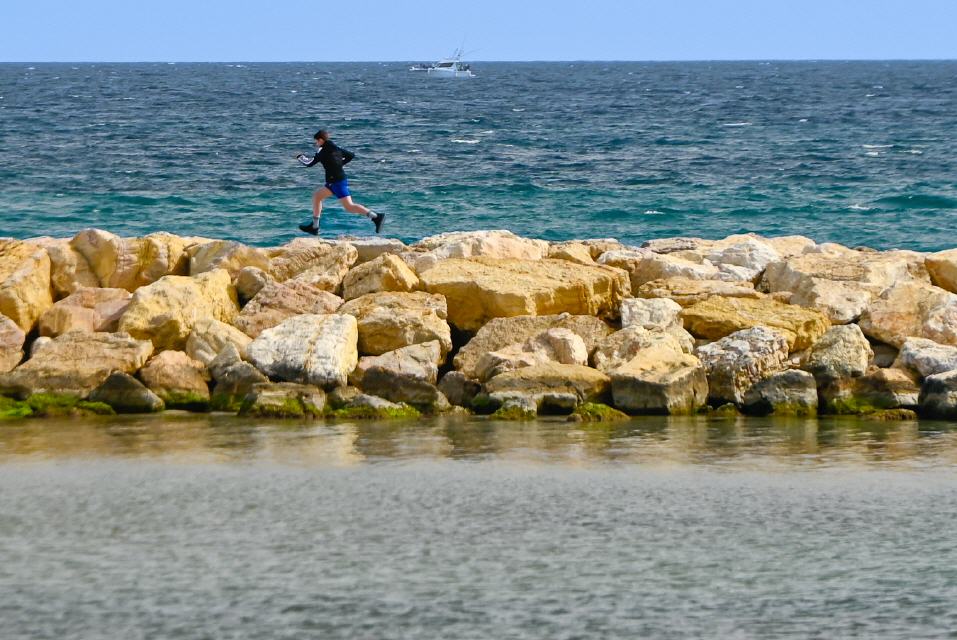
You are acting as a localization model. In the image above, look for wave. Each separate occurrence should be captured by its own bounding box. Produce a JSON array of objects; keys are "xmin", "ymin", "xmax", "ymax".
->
[
  {"xmin": 722, "ymin": 122, "xmax": 753, "ymax": 127},
  {"xmin": 450, "ymin": 139, "xmax": 480, "ymax": 144},
  {"xmin": 875, "ymin": 194, "xmax": 957, "ymax": 209}
]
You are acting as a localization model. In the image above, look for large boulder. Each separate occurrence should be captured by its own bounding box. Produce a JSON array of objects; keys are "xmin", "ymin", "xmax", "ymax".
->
[
  {"xmin": 635, "ymin": 277, "xmax": 763, "ymax": 307},
  {"xmin": 858, "ymin": 281, "xmax": 957, "ymax": 348},
  {"xmin": 208, "ymin": 344, "xmax": 268, "ymax": 411},
  {"xmin": 341, "ymin": 254, "xmax": 419, "ymax": 301},
  {"xmin": 247, "ymin": 314, "xmax": 358, "ymax": 389},
  {"xmin": 238, "ymin": 382, "xmax": 326, "ymax": 418},
  {"xmin": 352, "ymin": 341, "xmax": 445, "ymax": 407},
  {"xmin": 31, "ymin": 237, "xmax": 99, "ymax": 297},
  {"xmin": 419, "ymin": 257, "xmax": 629, "ymax": 332},
  {"xmin": 118, "ymin": 269, "xmax": 239, "ymax": 351},
  {"xmin": 925, "ymin": 249, "xmax": 957, "ymax": 293},
  {"xmin": 188, "ymin": 240, "xmax": 271, "ymax": 278},
  {"xmin": 919, "ymin": 370, "xmax": 957, "ymax": 419},
  {"xmin": 337, "ymin": 237, "xmax": 408, "ymax": 265},
  {"xmin": 0, "ymin": 314, "xmax": 25, "ymax": 373},
  {"xmin": 547, "ymin": 242, "xmax": 596, "ymax": 265},
  {"xmin": 234, "ymin": 266, "xmax": 274, "ymax": 303},
  {"xmin": 695, "ymin": 327, "xmax": 790, "ymax": 404},
  {"xmin": 620, "ymin": 297, "xmax": 682, "ymax": 331},
  {"xmin": 412, "ymin": 230, "xmax": 550, "ymax": 272},
  {"xmin": 801, "ymin": 324, "xmax": 873, "ymax": 382},
  {"xmin": 186, "ymin": 317, "xmax": 252, "ymax": 366},
  {"xmin": 785, "ymin": 279, "xmax": 874, "ymax": 325},
  {"xmin": 232, "ymin": 280, "xmax": 343, "ymax": 338},
  {"xmin": 823, "ymin": 368, "xmax": 921, "ymax": 415},
  {"xmin": 762, "ymin": 250, "xmax": 928, "ymax": 324},
  {"xmin": 0, "ymin": 239, "xmax": 53, "ymax": 332},
  {"xmin": 741, "ymin": 369, "xmax": 818, "ymax": 416},
  {"xmin": 351, "ymin": 341, "xmax": 441, "ymax": 386},
  {"xmin": 592, "ymin": 327, "xmax": 689, "ymax": 373},
  {"xmin": 89, "ymin": 372, "xmax": 164, "ymax": 413},
  {"xmin": 339, "ymin": 291, "xmax": 452, "ymax": 359},
  {"xmin": 598, "ymin": 249, "xmax": 722, "ymax": 290},
  {"xmin": 681, "ymin": 296, "xmax": 830, "ymax": 351},
  {"xmin": 0, "ymin": 331, "xmax": 153, "ymax": 398},
  {"xmin": 453, "ymin": 313, "xmax": 614, "ymax": 379},
  {"xmin": 267, "ymin": 239, "xmax": 358, "ymax": 292},
  {"xmin": 437, "ymin": 371, "xmax": 481, "ymax": 408},
  {"xmin": 474, "ymin": 328, "xmax": 588, "ymax": 382},
  {"xmin": 893, "ymin": 337, "xmax": 957, "ymax": 378},
  {"xmin": 705, "ymin": 237, "xmax": 781, "ymax": 282},
  {"xmin": 485, "ymin": 363, "xmax": 611, "ymax": 412},
  {"xmin": 70, "ymin": 229, "xmax": 196, "ymax": 292},
  {"xmin": 138, "ymin": 350, "xmax": 210, "ymax": 410},
  {"xmin": 38, "ymin": 287, "xmax": 131, "ymax": 337},
  {"xmin": 609, "ymin": 346, "xmax": 708, "ymax": 415}
]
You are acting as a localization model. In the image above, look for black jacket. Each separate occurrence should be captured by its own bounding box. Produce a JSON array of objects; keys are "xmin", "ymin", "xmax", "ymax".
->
[{"xmin": 299, "ymin": 140, "xmax": 355, "ymax": 183}]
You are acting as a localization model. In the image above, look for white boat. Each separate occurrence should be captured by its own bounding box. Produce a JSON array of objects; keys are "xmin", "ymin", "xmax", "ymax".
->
[{"xmin": 410, "ymin": 49, "xmax": 475, "ymax": 77}]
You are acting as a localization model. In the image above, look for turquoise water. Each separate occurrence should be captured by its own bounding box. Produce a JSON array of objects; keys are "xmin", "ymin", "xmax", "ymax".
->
[
  {"xmin": 1, "ymin": 414, "xmax": 957, "ymax": 638},
  {"xmin": 2, "ymin": 61, "xmax": 956, "ymax": 249}
]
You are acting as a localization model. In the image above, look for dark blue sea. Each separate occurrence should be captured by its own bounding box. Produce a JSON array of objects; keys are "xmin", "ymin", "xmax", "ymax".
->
[{"xmin": 1, "ymin": 61, "xmax": 956, "ymax": 249}]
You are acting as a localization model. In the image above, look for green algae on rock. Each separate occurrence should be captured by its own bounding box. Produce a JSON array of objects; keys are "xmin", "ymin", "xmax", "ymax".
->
[{"xmin": 568, "ymin": 402, "xmax": 629, "ymax": 423}]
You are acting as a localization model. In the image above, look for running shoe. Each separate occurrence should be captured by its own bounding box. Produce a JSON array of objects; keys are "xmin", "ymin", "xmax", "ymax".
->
[
  {"xmin": 298, "ymin": 220, "xmax": 319, "ymax": 235},
  {"xmin": 372, "ymin": 212, "xmax": 386, "ymax": 234}
]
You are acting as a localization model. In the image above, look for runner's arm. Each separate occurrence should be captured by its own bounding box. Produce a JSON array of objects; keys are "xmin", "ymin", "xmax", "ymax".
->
[
  {"xmin": 297, "ymin": 152, "xmax": 321, "ymax": 167},
  {"xmin": 341, "ymin": 149, "xmax": 355, "ymax": 165}
]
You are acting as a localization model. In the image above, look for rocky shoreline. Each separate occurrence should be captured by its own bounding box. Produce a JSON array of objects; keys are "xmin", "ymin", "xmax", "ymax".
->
[{"xmin": 2, "ymin": 228, "xmax": 957, "ymax": 421}]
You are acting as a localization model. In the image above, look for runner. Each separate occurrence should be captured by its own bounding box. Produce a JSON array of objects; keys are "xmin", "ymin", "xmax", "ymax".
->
[{"xmin": 295, "ymin": 130, "xmax": 385, "ymax": 235}]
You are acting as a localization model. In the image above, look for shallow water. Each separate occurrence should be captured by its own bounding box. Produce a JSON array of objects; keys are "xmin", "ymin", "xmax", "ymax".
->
[{"xmin": 2, "ymin": 414, "xmax": 957, "ymax": 638}]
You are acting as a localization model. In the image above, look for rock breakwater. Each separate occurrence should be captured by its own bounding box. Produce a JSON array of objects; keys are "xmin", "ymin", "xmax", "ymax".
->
[{"xmin": 1, "ymin": 228, "xmax": 954, "ymax": 420}]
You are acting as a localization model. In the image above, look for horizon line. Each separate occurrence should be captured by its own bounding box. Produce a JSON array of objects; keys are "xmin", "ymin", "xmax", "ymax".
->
[{"xmin": 3, "ymin": 58, "xmax": 957, "ymax": 64}]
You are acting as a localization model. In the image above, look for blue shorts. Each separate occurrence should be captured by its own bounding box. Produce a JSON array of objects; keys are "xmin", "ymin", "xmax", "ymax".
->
[{"xmin": 325, "ymin": 179, "xmax": 351, "ymax": 199}]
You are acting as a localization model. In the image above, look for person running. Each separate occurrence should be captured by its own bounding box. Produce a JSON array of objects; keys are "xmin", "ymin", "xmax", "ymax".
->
[{"xmin": 295, "ymin": 130, "xmax": 385, "ymax": 235}]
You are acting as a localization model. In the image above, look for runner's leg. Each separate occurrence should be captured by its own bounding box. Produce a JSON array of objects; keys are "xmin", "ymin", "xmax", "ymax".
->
[
  {"xmin": 313, "ymin": 187, "xmax": 333, "ymax": 224},
  {"xmin": 339, "ymin": 195, "xmax": 372, "ymax": 217}
]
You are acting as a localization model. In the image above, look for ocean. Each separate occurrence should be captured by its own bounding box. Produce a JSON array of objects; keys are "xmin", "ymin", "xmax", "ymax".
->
[{"xmin": 1, "ymin": 61, "xmax": 956, "ymax": 249}]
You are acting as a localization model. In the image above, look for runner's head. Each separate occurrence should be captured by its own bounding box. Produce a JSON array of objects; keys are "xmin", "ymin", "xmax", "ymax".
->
[{"xmin": 314, "ymin": 130, "xmax": 329, "ymax": 147}]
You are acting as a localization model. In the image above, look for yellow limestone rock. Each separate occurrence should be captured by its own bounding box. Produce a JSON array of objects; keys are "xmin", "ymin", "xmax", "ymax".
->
[
  {"xmin": 453, "ymin": 313, "xmax": 615, "ymax": 379},
  {"xmin": 339, "ymin": 291, "xmax": 452, "ymax": 359},
  {"xmin": 188, "ymin": 240, "xmax": 272, "ymax": 278},
  {"xmin": 858, "ymin": 281, "xmax": 957, "ymax": 348},
  {"xmin": 267, "ymin": 239, "xmax": 358, "ymax": 292},
  {"xmin": 925, "ymin": 248, "xmax": 957, "ymax": 294},
  {"xmin": 118, "ymin": 269, "xmax": 239, "ymax": 350},
  {"xmin": 0, "ymin": 331, "xmax": 153, "ymax": 398},
  {"xmin": 38, "ymin": 287, "xmax": 132, "ymax": 337},
  {"xmin": 0, "ymin": 239, "xmax": 54, "ymax": 333},
  {"xmin": 341, "ymin": 253, "xmax": 420, "ymax": 301},
  {"xmin": 484, "ymin": 363, "xmax": 611, "ymax": 404},
  {"xmin": 419, "ymin": 257, "xmax": 630, "ymax": 332},
  {"xmin": 70, "ymin": 229, "xmax": 196, "ymax": 292},
  {"xmin": 681, "ymin": 296, "xmax": 830, "ymax": 351},
  {"xmin": 636, "ymin": 277, "xmax": 763, "ymax": 307}
]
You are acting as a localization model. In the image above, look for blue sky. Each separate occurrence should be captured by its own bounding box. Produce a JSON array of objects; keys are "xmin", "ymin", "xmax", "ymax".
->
[{"xmin": 2, "ymin": 0, "xmax": 955, "ymax": 61}]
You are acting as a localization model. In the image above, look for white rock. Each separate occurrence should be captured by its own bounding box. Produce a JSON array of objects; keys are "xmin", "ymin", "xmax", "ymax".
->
[
  {"xmin": 620, "ymin": 297, "xmax": 682, "ymax": 331},
  {"xmin": 247, "ymin": 314, "xmax": 358, "ymax": 389},
  {"xmin": 412, "ymin": 230, "xmax": 549, "ymax": 273},
  {"xmin": 894, "ymin": 337, "xmax": 957, "ymax": 378},
  {"xmin": 706, "ymin": 238, "xmax": 781, "ymax": 282},
  {"xmin": 802, "ymin": 324, "xmax": 874, "ymax": 381},
  {"xmin": 695, "ymin": 327, "xmax": 790, "ymax": 404}
]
